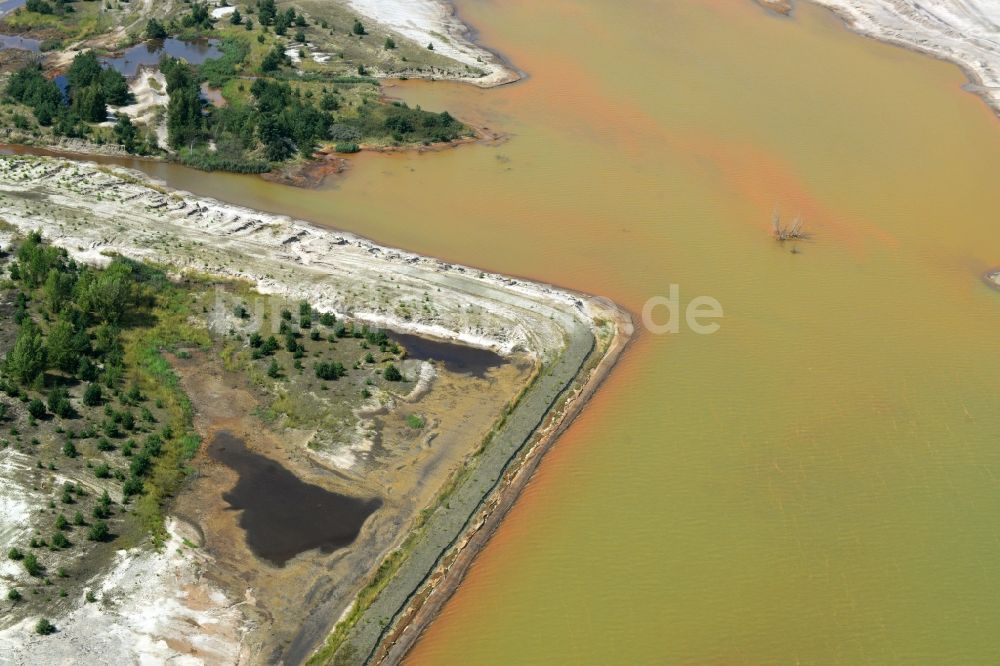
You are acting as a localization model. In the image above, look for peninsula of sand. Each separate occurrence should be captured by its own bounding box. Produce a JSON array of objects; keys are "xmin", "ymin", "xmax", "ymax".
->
[{"xmin": 0, "ymin": 153, "xmax": 630, "ymax": 664}]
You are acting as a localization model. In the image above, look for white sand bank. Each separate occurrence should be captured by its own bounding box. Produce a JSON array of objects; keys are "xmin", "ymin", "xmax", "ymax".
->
[
  {"xmin": 811, "ymin": 0, "xmax": 1000, "ymax": 112},
  {"xmin": 343, "ymin": 0, "xmax": 520, "ymax": 86}
]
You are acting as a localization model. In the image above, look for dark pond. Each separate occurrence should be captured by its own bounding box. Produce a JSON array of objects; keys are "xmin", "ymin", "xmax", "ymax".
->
[
  {"xmin": 392, "ymin": 332, "xmax": 505, "ymax": 378},
  {"xmin": 0, "ymin": 34, "xmax": 40, "ymax": 52},
  {"xmin": 208, "ymin": 431, "xmax": 380, "ymax": 567},
  {"xmin": 103, "ymin": 38, "xmax": 222, "ymax": 78}
]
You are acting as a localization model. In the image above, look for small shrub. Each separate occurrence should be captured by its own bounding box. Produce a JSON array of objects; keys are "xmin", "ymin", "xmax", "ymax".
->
[
  {"xmin": 23, "ymin": 553, "xmax": 42, "ymax": 577},
  {"xmin": 87, "ymin": 521, "xmax": 110, "ymax": 542},
  {"xmin": 27, "ymin": 399, "xmax": 46, "ymax": 419},
  {"xmin": 383, "ymin": 364, "xmax": 402, "ymax": 382},
  {"xmin": 82, "ymin": 383, "xmax": 103, "ymax": 407}
]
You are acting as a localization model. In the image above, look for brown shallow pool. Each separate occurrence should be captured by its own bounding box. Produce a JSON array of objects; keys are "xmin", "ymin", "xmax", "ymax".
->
[{"xmin": 208, "ymin": 431, "xmax": 380, "ymax": 566}]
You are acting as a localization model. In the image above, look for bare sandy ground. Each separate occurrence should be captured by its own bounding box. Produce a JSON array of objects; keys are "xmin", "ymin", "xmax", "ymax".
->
[
  {"xmin": 809, "ymin": 0, "xmax": 1000, "ymax": 113},
  {"xmin": 342, "ymin": 0, "xmax": 520, "ymax": 86},
  {"xmin": 106, "ymin": 66, "xmax": 169, "ymax": 148},
  {"xmin": 0, "ymin": 519, "xmax": 247, "ymax": 665}
]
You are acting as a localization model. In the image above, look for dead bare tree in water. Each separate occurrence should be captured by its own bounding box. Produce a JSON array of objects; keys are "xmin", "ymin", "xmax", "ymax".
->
[{"xmin": 772, "ymin": 209, "xmax": 808, "ymax": 241}]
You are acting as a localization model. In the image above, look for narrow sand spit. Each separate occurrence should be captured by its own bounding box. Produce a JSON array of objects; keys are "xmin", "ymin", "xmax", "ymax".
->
[
  {"xmin": 0, "ymin": 156, "xmax": 589, "ymax": 360},
  {"xmin": 0, "ymin": 154, "xmax": 631, "ymax": 663},
  {"xmin": 342, "ymin": 0, "xmax": 520, "ymax": 86},
  {"xmin": 808, "ymin": 0, "xmax": 1000, "ymax": 113}
]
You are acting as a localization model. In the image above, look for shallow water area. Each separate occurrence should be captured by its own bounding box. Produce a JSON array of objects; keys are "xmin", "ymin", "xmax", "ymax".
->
[
  {"xmin": 0, "ymin": 0, "xmax": 24, "ymax": 16},
  {"xmin": 104, "ymin": 38, "xmax": 222, "ymax": 78},
  {"xmin": 207, "ymin": 431, "xmax": 380, "ymax": 567},
  {"xmin": 0, "ymin": 33, "xmax": 38, "ymax": 52},
  {"xmin": 393, "ymin": 333, "xmax": 505, "ymax": 378}
]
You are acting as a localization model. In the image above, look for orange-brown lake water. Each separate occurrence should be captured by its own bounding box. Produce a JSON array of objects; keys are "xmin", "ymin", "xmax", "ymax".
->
[{"xmin": 25, "ymin": 1, "xmax": 1000, "ymax": 662}]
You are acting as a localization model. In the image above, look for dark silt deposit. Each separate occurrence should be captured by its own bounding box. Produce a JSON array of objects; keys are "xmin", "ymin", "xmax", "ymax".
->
[
  {"xmin": 208, "ymin": 431, "xmax": 380, "ymax": 566},
  {"xmin": 393, "ymin": 332, "xmax": 504, "ymax": 378}
]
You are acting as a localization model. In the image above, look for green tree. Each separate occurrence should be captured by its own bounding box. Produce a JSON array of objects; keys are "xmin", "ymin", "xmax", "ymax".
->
[
  {"xmin": 315, "ymin": 361, "xmax": 346, "ymax": 380},
  {"xmin": 88, "ymin": 521, "xmax": 110, "ymax": 542},
  {"xmin": 43, "ymin": 267, "xmax": 76, "ymax": 313},
  {"xmin": 260, "ymin": 45, "xmax": 288, "ymax": 73},
  {"xmin": 23, "ymin": 553, "xmax": 42, "ymax": 577},
  {"xmin": 6, "ymin": 65, "xmax": 63, "ymax": 127},
  {"xmin": 352, "ymin": 19, "xmax": 366, "ymax": 35},
  {"xmin": 47, "ymin": 320, "xmax": 86, "ymax": 374},
  {"xmin": 100, "ymin": 68, "xmax": 132, "ymax": 106},
  {"xmin": 82, "ymin": 383, "xmax": 103, "ymax": 407},
  {"xmin": 77, "ymin": 259, "xmax": 134, "ymax": 324},
  {"xmin": 114, "ymin": 114, "xmax": 138, "ymax": 152},
  {"xmin": 181, "ymin": 2, "xmax": 213, "ymax": 30},
  {"xmin": 261, "ymin": 336, "xmax": 279, "ymax": 354},
  {"xmin": 25, "ymin": 0, "xmax": 52, "ymax": 14},
  {"xmin": 16, "ymin": 231, "xmax": 66, "ymax": 287},
  {"xmin": 230, "ymin": 9, "xmax": 242, "ymax": 25},
  {"xmin": 383, "ymin": 364, "xmax": 402, "ymax": 381},
  {"xmin": 5, "ymin": 319, "xmax": 47, "ymax": 386},
  {"xmin": 47, "ymin": 388, "xmax": 73, "ymax": 418},
  {"xmin": 35, "ymin": 618, "xmax": 55, "ymax": 635},
  {"xmin": 267, "ymin": 358, "xmax": 280, "ymax": 378},
  {"xmin": 162, "ymin": 58, "xmax": 203, "ymax": 149},
  {"xmin": 67, "ymin": 51, "xmax": 102, "ymax": 90},
  {"xmin": 71, "ymin": 84, "xmax": 108, "ymax": 124},
  {"xmin": 385, "ymin": 37, "xmax": 395, "ymax": 49},
  {"xmin": 27, "ymin": 398, "xmax": 46, "ymax": 419},
  {"xmin": 258, "ymin": 0, "xmax": 276, "ymax": 25},
  {"xmin": 145, "ymin": 18, "xmax": 168, "ymax": 40}
]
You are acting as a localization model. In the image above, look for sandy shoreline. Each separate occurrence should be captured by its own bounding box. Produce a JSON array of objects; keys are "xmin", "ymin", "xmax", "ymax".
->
[
  {"xmin": 0, "ymin": 154, "xmax": 631, "ymax": 664},
  {"xmin": 343, "ymin": 0, "xmax": 521, "ymax": 87},
  {"xmin": 804, "ymin": 0, "xmax": 1000, "ymax": 115}
]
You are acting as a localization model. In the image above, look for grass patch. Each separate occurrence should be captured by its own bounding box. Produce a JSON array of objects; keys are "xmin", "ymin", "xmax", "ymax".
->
[{"xmin": 122, "ymin": 283, "xmax": 210, "ymax": 547}]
